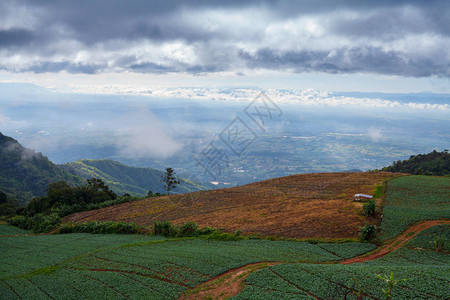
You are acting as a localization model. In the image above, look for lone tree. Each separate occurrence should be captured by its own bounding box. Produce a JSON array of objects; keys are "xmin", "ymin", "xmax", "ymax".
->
[{"xmin": 161, "ymin": 167, "xmax": 180, "ymax": 194}]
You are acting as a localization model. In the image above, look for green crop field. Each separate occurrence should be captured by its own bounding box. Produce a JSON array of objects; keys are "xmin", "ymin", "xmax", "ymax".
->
[
  {"xmin": 1, "ymin": 176, "xmax": 449, "ymax": 299},
  {"xmin": 234, "ymin": 228, "xmax": 450, "ymax": 299},
  {"xmin": 380, "ymin": 175, "xmax": 450, "ymax": 241},
  {"xmin": 0, "ymin": 224, "xmax": 32, "ymax": 236},
  {"xmin": 0, "ymin": 225, "xmax": 378, "ymax": 299}
]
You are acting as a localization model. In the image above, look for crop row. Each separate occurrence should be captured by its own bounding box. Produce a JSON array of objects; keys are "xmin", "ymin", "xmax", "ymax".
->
[
  {"xmin": 0, "ymin": 233, "xmax": 165, "ymax": 279},
  {"xmin": 380, "ymin": 176, "xmax": 450, "ymax": 241},
  {"xmin": 406, "ymin": 224, "xmax": 450, "ymax": 251},
  {"xmin": 1, "ymin": 229, "xmax": 381, "ymax": 299},
  {"xmin": 236, "ymin": 260, "xmax": 450, "ymax": 299},
  {"xmin": 0, "ymin": 224, "xmax": 32, "ymax": 236}
]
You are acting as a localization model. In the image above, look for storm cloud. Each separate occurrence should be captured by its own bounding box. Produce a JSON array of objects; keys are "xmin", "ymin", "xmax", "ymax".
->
[{"xmin": 1, "ymin": 0, "xmax": 449, "ymax": 77}]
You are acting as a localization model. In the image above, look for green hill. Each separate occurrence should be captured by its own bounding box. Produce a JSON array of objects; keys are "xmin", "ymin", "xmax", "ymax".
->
[
  {"xmin": 381, "ymin": 150, "xmax": 449, "ymax": 175},
  {"xmin": 0, "ymin": 132, "xmax": 83, "ymax": 204},
  {"xmin": 62, "ymin": 159, "xmax": 213, "ymax": 197}
]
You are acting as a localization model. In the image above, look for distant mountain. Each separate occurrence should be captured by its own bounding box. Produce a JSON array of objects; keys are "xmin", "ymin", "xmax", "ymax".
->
[
  {"xmin": 382, "ymin": 150, "xmax": 449, "ymax": 175},
  {"xmin": 0, "ymin": 132, "xmax": 213, "ymax": 205},
  {"xmin": 62, "ymin": 159, "xmax": 214, "ymax": 197},
  {"xmin": 0, "ymin": 132, "xmax": 83, "ymax": 204}
]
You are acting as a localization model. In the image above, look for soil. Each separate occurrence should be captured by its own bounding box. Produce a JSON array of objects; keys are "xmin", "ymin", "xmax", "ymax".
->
[{"xmin": 65, "ymin": 172, "xmax": 399, "ymax": 239}]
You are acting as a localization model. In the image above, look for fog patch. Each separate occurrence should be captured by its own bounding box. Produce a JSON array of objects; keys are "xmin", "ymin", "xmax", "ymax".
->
[{"xmin": 115, "ymin": 107, "xmax": 182, "ymax": 159}]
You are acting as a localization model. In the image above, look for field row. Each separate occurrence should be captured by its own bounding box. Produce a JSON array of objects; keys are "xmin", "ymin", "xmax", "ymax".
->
[
  {"xmin": 0, "ymin": 228, "xmax": 378, "ymax": 299},
  {"xmin": 235, "ymin": 260, "xmax": 450, "ymax": 299},
  {"xmin": 380, "ymin": 176, "xmax": 450, "ymax": 241}
]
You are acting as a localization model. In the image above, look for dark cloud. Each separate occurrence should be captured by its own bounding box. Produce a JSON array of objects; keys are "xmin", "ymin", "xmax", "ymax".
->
[
  {"xmin": 0, "ymin": 29, "xmax": 34, "ymax": 48},
  {"xmin": 1, "ymin": 0, "xmax": 449, "ymax": 77},
  {"xmin": 26, "ymin": 62, "xmax": 102, "ymax": 74}
]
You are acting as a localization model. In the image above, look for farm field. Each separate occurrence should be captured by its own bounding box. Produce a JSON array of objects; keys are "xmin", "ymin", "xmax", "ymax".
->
[
  {"xmin": 1, "ymin": 174, "xmax": 449, "ymax": 299},
  {"xmin": 65, "ymin": 172, "xmax": 399, "ymax": 238},
  {"xmin": 380, "ymin": 175, "xmax": 450, "ymax": 241},
  {"xmin": 0, "ymin": 225, "xmax": 377, "ymax": 299}
]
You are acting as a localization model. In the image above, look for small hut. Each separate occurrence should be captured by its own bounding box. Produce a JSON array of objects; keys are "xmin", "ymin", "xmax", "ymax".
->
[{"xmin": 353, "ymin": 193, "xmax": 373, "ymax": 202}]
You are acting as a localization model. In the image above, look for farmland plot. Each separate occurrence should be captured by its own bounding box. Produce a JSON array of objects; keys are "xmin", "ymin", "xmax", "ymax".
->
[
  {"xmin": 380, "ymin": 176, "xmax": 450, "ymax": 241},
  {"xmin": 235, "ymin": 225, "xmax": 450, "ymax": 299},
  {"xmin": 0, "ymin": 225, "xmax": 378, "ymax": 299}
]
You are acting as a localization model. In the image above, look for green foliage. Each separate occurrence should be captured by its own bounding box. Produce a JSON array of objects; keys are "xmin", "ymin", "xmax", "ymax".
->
[
  {"xmin": 381, "ymin": 150, "xmax": 450, "ymax": 176},
  {"xmin": 153, "ymin": 220, "xmax": 224, "ymax": 238},
  {"xmin": 178, "ymin": 221, "xmax": 200, "ymax": 237},
  {"xmin": 406, "ymin": 225, "xmax": 450, "ymax": 251},
  {"xmin": 375, "ymin": 271, "xmax": 409, "ymax": 299},
  {"xmin": 363, "ymin": 199, "xmax": 377, "ymax": 216},
  {"xmin": 153, "ymin": 220, "xmax": 178, "ymax": 237},
  {"xmin": 380, "ymin": 176, "xmax": 450, "ymax": 240},
  {"xmin": 24, "ymin": 178, "xmax": 125, "ymax": 216},
  {"xmin": 359, "ymin": 222, "xmax": 377, "ymax": 242},
  {"xmin": 317, "ymin": 242, "xmax": 376, "ymax": 259},
  {"xmin": 0, "ymin": 224, "xmax": 32, "ymax": 235},
  {"xmin": 7, "ymin": 213, "xmax": 61, "ymax": 233},
  {"xmin": 58, "ymin": 221, "xmax": 143, "ymax": 234},
  {"xmin": 372, "ymin": 182, "xmax": 387, "ymax": 199},
  {"xmin": 433, "ymin": 235, "xmax": 446, "ymax": 252},
  {"xmin": 0, "ymin": 132, "xmax": 84, "ymax": 205}
]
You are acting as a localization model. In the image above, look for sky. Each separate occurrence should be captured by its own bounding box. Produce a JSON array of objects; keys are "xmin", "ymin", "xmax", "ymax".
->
[{"xmin": 0, "ymin": 0, "xmax": 449, "ymax": 93}]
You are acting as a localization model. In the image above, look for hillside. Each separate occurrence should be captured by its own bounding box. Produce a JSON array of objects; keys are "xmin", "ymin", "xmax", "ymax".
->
[
  {"xmin": 0, "ymin": 132, "xmax": 83, "ymax": 204},
  {"xmin": 382, "ymin": 149, "xmax": 449, "ymax": 175},
  {"xmin": 62, "ymin": 159, "xmax": 214, "ymax": 197},
  {"xmin": 66, "ymin": 172, "xmax": 400, "ymax": 238}
]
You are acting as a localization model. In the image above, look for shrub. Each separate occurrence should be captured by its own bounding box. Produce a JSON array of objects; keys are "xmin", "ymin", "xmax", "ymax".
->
[
  {"xmin": 58, "ymin": 221, "xmax": 141, "ymax": 234},
  {"xmin": 359, "ymin": 222, "xmax": 377, "ymax": 242},
  {"xmin": 205, "ymin": 232, "xmax": 244, "ymax": 241},
  {"xmin": 363, "ymin": 199, "xmax": 377, "ymax": 217},
  {"xmin": 8, "ymin": 213, "xmax": 61, "ymax": 233},
  {"xmin": 433, "ymin": 235, "xmax": 446, "ymax": 252},
  {"xmin": 178, "ymin": 221, "xmax": 199, "ymax": 237},
  {"xmin": 153, "ymin": 220, "xmax": 178, "ymax": 237}
]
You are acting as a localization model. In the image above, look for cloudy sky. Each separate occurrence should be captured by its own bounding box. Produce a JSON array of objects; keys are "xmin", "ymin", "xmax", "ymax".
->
[{"xmin": 1, "ymin": 0, "xmax": 449, "ymax": 93}]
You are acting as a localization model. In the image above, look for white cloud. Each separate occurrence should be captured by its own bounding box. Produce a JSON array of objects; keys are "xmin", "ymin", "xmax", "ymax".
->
[{"xmin": 114, "ymin": 107, "xmax": 182, "ymax": 159}]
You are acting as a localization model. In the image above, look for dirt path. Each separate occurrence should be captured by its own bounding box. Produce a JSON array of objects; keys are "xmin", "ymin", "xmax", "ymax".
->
[
  {"xmin": 180, "ymin": 219, "xmax": 449, "ymax": 299},
  {"xmin": 180, "ymin": 262, "xmax": 281, "ymax": 300},
  {"xmin": 341, "ymin": 219, "xmax": 450, "ymax": 264}
]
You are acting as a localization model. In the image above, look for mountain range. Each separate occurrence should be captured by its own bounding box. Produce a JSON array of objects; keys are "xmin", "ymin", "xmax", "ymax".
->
[{"xmin": 0, "ymin": 132, "xmax": 212, "ymax": 205}]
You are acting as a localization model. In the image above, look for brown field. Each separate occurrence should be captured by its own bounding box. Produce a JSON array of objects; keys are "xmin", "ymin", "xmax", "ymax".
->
[{"xmin": 65, "ymin": 172, "xmax": 401, "ymax": 238}]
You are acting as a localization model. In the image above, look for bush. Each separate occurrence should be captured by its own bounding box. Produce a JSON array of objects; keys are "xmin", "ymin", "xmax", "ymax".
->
[
  {"xmin": 359, "ymin": 222, "xmax": 377, "ymax": 242},
  {"xmin": 153, "ymin": 220, "xmax": 223, "ymax": 238},
  {"xmin": 363, "ymin": 199, "xmax": 377, "ymax": 217},
  {"xmin": 433, "ymin": 235, "xmax": 446, "ymax": 252},
  {"xmin": 153, "ymin": 220, "xmax": 178, "ymax": 237},
  {"xmin": 8, "ymin": 213, "xmax": 61, "ymax": 233},
  {"xmin": 59, "ymin": 221, "xmax": 142, "ymax": 234},
  {"xmin": 178, "ymin": 221, "xmax": 199, "ymax": 237}
]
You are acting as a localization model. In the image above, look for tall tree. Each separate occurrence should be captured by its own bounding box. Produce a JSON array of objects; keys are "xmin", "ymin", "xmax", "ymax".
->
[{"xmin": 161, "ymin": 168, "xmax": 180, "ymax": 194}]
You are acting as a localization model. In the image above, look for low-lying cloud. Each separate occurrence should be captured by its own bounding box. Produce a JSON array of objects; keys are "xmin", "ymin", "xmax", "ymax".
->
[{"xmin": 114, "ymin": 107, "xmax": 183, "ymax": 159}]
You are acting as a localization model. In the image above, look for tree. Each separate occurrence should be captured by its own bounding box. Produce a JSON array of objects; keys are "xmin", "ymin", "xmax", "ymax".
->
[
  {"xmin": 363, "ymin": 199, "xmax": 376, "ymax": 217},
  {"xmin": 359, "ymin": 222, "xmax": 377, "ymax": 242},
  {"xmin": 161, "ymin": 168, "xmax": 180, "ymax": 194}
]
